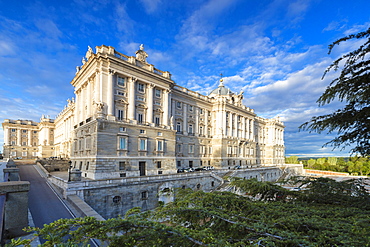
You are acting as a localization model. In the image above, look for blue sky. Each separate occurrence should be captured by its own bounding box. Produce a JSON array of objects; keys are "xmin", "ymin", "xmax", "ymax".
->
[{"xmin": 0, "ymin": 0, "xmax": 369, "ymax": 157}]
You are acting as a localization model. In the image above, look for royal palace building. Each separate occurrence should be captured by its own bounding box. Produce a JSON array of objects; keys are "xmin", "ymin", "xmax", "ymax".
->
[{"xmin": 2, "ymin": 45, "xmax": 285, "ymax": 180}]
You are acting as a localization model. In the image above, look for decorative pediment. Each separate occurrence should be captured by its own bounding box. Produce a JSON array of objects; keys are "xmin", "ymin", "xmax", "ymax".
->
[
  {"xmin": 136, "ymin": 103, "xmax": 147, "ymax": 109},
  {"xmin": 115, "ymin": 99, "xmax": 128, "ymax": 105},
  {"xmin": 154, "ymin": 108, "xmax": 164, "ymax": 113}
]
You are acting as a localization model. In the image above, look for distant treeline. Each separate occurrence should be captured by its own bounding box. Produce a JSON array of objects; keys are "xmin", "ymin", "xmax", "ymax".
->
[{"xmin": 285, "ymin": 156, "xmax": 370, "ymax": 176}]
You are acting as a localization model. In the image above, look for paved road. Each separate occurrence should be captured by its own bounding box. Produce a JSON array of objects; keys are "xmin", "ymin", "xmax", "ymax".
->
[{"xmin": 18, "ymin": 164, "xmax": 75, "ymax": 243}]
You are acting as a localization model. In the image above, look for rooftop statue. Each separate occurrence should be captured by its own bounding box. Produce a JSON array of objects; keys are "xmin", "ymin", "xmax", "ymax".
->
[{"xmin": 135, "ymin": 44, "xmax": 148, "ymax": 63}]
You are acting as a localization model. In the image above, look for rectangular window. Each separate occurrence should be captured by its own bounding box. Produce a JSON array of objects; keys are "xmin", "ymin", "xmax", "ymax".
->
[
  {"xmin": 33, "ymin": 131, "xmax": 37, "ymax": 134},
  {"xmin": 22, "ymin": 130, "xmax": 27, "ymax": 133},
  {"xmin": 188, "ymin": 124, "xmax": 193, "ymax": 134},
  {"xmin": 209, "ymin": 146, "xmax": 213, "ymax": 155},
  {"xmin": 188, "ymin": 144, "xmax": 194, "ymax": 153},
  {"xmin": 138, "ymin": 83, "xmax": 145, "ymax": 92},
  {"xmin": 11, "ymin": 129, "xmax": 16, "ymax": 132},
  {"xmin": 22, "ymin": 151, "xmax": 27, "ymax": 156},
  {"xmin": 155, "ymin": 117, "xmax": 160, "ymax": 126},
  {"xmin": 157, "ymin": 140, "xmax": 163, "ymax": 151},
  {"xmin": 119, "ymin": 161, "xmax": 126, "ymax": 170},
  {"xmin": 157, "ymin": 132, "xmax": 162, "ymax": 136},
  {"xmin": 199, "ymin": 126, "xmax": 203, "ymax": 135},
  {"xmin": 117, "ymin": 109, "xmax": 124, "ymax": 120},
  {"xmin": 176, "ymin": 122, "xmax": 181, "ymax": 132},
  {"xmin": 85, "ymin": 137, "xmax": 91, "ymax": 150},
  {"xmin": 117, "ymin": 77, "xmax": 126, "ymax": 87},
  {"xmin": 119, "ymin": 127, "xmax": 126, "ymax": 132},
  {"xmin": 141, "ymin": 191, "xmax": 148, "ymax": 200},
  {"xmin": 139, "ymin": 139, "xmax": 147, "ymax": 151},
  {"xmin": 140, "ymin": 129, "xmax": 145, "ymax": 134},
  {"xmin": 189, "ymin": 105, "xmax": 193, "ymax": 112},
  {"xmin": 119, "ymin": 137, "xmax": 127, "ymax": 150},
  {"xmin": 155, "ymin": 89, "xmax": 161, "ymax": 97},
  {"xmin": 157, "ymin": 161, "xmax": 162, "ymax": 168},
  {"xmin": 177, "ymin": 144, "xmax": 182, "ymax": 153},
  {"xmin": 22, "ymin": 141, "xmax": 27, "ymax": 146},
  {"xmin": 177, "ymin": 161, "xmax": 181, "ymax": 167},
  {"xmin": 11, "ymin": 141, "xmax": 16, "ymax": 145},
  {"xmin": 176, "ymin": 101, "xmax": 182, "ymax": 108},
  {"xmin": 138, "ymin": 113, "xmax": 143, "ymax": 123}
]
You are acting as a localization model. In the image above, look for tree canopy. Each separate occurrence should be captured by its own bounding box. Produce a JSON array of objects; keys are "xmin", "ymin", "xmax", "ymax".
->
[
  {"xmin": 9, "ymin": 177, "xmax": 370, "ymax": 247},
  {"xmin": 300, "ymin": 27, "xmax": 370, "ymax": 156}
]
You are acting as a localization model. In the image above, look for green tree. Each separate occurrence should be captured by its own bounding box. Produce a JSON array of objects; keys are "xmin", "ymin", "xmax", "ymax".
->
[
  {"xmin": 327, "ymin": 157, "xmax": 337, "ymax": 166},
  {"xmin": 285, "ymin": 155, "xmax": 299, "ymax": 164},
  {"xmin": 300, "ymin": 27, "xmax": 370, "ymax": 156},
  {"xmin": 8, "ymin": 178, "xmax": 370, "ymax": 247},
  {"xmin": 307, "ymin": 158, "xmax": 316, "ymax": 168}
]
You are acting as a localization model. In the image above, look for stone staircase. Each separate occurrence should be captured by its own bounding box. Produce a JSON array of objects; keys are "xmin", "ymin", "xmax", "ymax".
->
[{"xmin": 211, "ymin": 170, "xmax": 238, "ymax": 192}]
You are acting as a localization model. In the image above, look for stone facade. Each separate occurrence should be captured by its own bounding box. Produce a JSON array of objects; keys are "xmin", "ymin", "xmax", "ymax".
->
[
  {"xmin": 2, "ymin": 117, "xmax": 55, "ymax": 159},
  {"xmin": 2, "ymin": 45, "xmax": 285, "ymax": 180}
]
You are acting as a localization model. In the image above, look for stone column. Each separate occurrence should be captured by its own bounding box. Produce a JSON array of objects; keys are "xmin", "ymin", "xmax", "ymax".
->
[
  {"xmin": 147, "ymin": 84, "xmax": 154, "ymax": 124},
  {"xmin": 17, "ymin": 129, "xmax": 21, "ymax": 146},
  {"xmin": 87, "ymin": 79, "xmax": 92, "ymax": 118},
  {"xmin": 228, "ymin": 113, "xmax": 233, "ymax": 137},
  {"xmin": 251, "ymin": 120, "xmax": 254, "ymax": 141},
  {"xmin": 204, "ymin": 110, "xmax": 208, "ymax": 136},
  {"xmin": 195, "ymin": 108, "xmax": 199, "ymax": 136},
  {"xmin": 28, "ymin": 130, "xmax": 32, "ymax": 146},
  {"xmin": 4, "ymin": 127, "xmax": 9, "ymax": 145},
  {"xmin": 127, "ymin": 77, "xmax": 136, "ymax": 120},
  {"xmin": 107, "ymin": 69, "xmax": 115, "ymax": 116},
  {"xmin": 183, "ymin": 103, "xmax": 187, "ymax": 134},
  {"xmin": 234, "ymin": 114, "xmax": 238, "ymax": 137},
  {"xmin": 163, "ymin": 89, "xmax": 170, "ymax": 126}
]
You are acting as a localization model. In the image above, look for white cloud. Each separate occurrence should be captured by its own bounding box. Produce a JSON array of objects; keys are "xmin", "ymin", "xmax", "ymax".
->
[{"xmin": 139, "ymin": 0, "xmax": 162, "ymax": 14}]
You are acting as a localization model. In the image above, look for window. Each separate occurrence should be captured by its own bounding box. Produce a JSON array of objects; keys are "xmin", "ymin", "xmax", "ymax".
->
[
  {"xmin": 117, "ymin": 109, "xmax": 124, "ymax": 120},
  {"xmin": 119, "ymin": 137, "xmax": 127, "ymax": 150},
  {"xmin": 200, "ymin": 108, "xmax": 203, "ymax": 114},
  {"xmin": 119, "ymin": 161, "xmax": 126, "ymax": 170},
  {"xmin": 155, "ymin": 89, "xmax": 161, "ymax": 97},
  {"xmin": 176, "ymin": 122, "xmax": 181, "ymax": 132},
  {"xmin": 189, "ymin": 105, "xmax": 193, "ymax": 112},
  {"xmin": 209, "ymin": 146, "xmax": 213, "ymax": 154},
  {"xmin": 11, "ymin": 129, "xmax": 16, "ymax": 132},
  {"xmin": 176, "ymin": 101, "xmax": 182, "ymax": 108},
  {"xmin": 85, "ymin": 137, "xmax": 91, "ymax": 150},
  {"xmin": 33, "ymin": 131, "xmax": 37, "ymax": 134},
  {"xmin": 138, "ymin": 83, "xmax": 145, "ymax": 92},
  {"xmin": 22, "ymin": 152, "xmax": 27, "ymax": 156},
  {"xmin": 22, "ymin": 130, "xmax": 27, "ymax": 133},
  {"xmin": 139, "ymin": 139, "xmax": 147, "ymax": 151},
  {"xmin": 138, "ymin": 113, "xmax": 143, "ymax": 123},
  {"xmin": 177, "ymin": 161, "xmax": 181, "ymax": 167},
  {"xmin": 141, "ymin": 191, "xmax": 148, "ymax": 200},
  {"xmin": 177, "ymin": 144, "xmax": 182, "ymax": 153},
  {"xmin": 188, "ymin": 144, "xmax": 194, "ymax": 153},
  {"xmin": 199, "ymin": 126, "xmax": 203, "ymax": 135},
  {"xmin": 11, "ymin": 141, "xmax": 15, "ymax": 145},
  {"xmin": 157, "ymin": 132, "xmax": 162, "ymax": 136},
  {"xmin": 119, "ymin": 127, "xmax": 126, "ymax": 132},
  {"xmin": 117, "ymin": 77, "xmax": 126, "ymax": 86},
  {"xmin": 120, "ymin": 173, "xmax": 126, "ymax": 177},
  {"xmin": 140, "ymin": 129, "xmax": 145, "ymax": 134},
  {"xmin": 22, "ymin": 141, "xmax": 27, "ymax": 146},
  {"xmin": 113, "ymin": 196, "xmax": 121, "ymax": 203},
  {"xmin": 188, "ymin": 124, "xmax": 193, "ymax": 134},
  {"xmin": 158, "ymin": 171, "xmax": 163, "ymax": 174},
  {"xmin": 157, "ymin": 161, "xmax": 162, "ymax": 168},
  {"xmin": 157, "ymin": 140, "xmax": 163, "ymax": 151},
  {"xmin": 155, "ymin": 117, "xmax": 160, "ymax": 126}
]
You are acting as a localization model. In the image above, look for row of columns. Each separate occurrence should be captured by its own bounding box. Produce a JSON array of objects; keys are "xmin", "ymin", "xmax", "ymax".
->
[
  {"xmin": 103, "ymin": 71, "xmax": 171, "ymax": 126},
  {"xmin": 3, "ymin": 128, "xmax": 35, "ymax": 146},
  {"xmin": 225, "ymin": 112, "xmax": 254, "ymax": 140}
]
